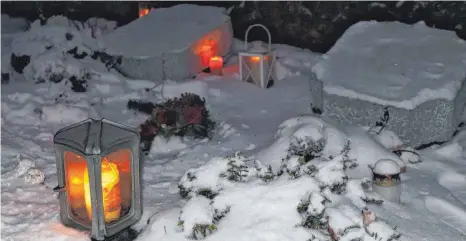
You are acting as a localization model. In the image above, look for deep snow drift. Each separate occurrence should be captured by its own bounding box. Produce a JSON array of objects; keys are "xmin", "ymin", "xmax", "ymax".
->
[{"xmin": 2, "ymin": 13, "xmax": 466, "ymax": 241}]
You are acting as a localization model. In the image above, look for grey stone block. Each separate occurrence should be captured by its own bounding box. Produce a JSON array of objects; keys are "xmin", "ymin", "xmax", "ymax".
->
[
  {"xmin": 307, "ymin": 72, "xmax": 466, "ymax": 147},
  {"xmin": 102, "ymin": 4, "xmax": 233, "ymax": 82},
  {"xmin": 310, "ymin": 21, "xmax": 466, "ymax": 148},
  {"xmin": 322, "ymin": 85, "xmax": 466, "ymax": 147}
]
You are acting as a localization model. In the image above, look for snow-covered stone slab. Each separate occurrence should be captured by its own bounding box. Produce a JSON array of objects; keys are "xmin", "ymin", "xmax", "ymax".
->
[
  {"xmin": 312, "ymin": 21, "xmax": 466, "ymax": 147},
  {"xmin": 101, "ymin": 4, "xmax": 233, "ymax": 82}
]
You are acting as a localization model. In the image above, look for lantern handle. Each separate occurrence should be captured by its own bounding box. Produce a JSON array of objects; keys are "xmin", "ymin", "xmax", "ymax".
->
[{"xmin": 244, "ymin": 24, "xmax": 272, "ymax": 52}]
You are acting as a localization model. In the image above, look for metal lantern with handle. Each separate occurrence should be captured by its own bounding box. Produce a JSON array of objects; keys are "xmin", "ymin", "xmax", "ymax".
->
[
  {"xmin": 53, "ymin": 118, "xmax": 142, "ymax": 240},
  {"xmin": 239, "ymin": 24, "xmax": 276, "ymax": 88}
]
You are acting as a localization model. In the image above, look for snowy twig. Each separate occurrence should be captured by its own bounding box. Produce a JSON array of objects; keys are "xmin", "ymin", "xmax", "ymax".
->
[{"xmin": 368, "ymin": 107, "xmax": 390, "ymax": 135}]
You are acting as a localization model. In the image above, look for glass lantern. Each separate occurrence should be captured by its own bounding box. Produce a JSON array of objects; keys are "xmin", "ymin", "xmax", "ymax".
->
[
  {"xmin": 239, "ymin": 24, "xmax": 276, "ymax": 88},
  {"xmin": 371, "ymin": 159, "xmax": 402, "ymax": 203},
  {"xmin": 53, "ymin": 118, "xmax": 142, "ymax": 240}
]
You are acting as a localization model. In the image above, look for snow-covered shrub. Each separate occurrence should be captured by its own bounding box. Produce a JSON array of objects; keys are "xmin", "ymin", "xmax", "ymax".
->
[
  {"xmin": 219, "ymin": 151, "xmax": 251, "ymax": 182},
  {"xmin": 24, "ymin": 52, "xmax": 93, "ymax": 92},
  {"xmin": 176, "ymin": 196, "xmax": 232, "ymax": 240},
  {"xmin": 297, "ymin": 192, "xmax": 331, "ymax": 230},
  {"xmin": 4, "ymin": 14, "xmax": 120, "ymax": 86},
  {"xmin": 253, "ymin": 160, "xmax": 276, "ymax": 183},
  {"xmin": 172, "ymin": 116, "xmax": 401, "ymax": 241},
  {"xmin": 178, "ymin": 152, "xmax": 255, "ymax": 200},
  {"xmin": 279, "ymin": 133, "xmax": 357, "ymax": 195},
  {"xmin": 177, "ymin": 196, "xmax": 217, "ymax": 240},
  {"xmin": 288, "ymin": 135, "xmax": 325, "ymax": 163},
  {"xmin": 12, "ymin": 15, "xmax": 117, "ymax": 59}
]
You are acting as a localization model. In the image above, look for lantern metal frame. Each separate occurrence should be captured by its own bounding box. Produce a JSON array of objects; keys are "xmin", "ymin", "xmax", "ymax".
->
[
  {"xmin": 238, "ymin": 24, "xmax": 277, "ymax": 88},
  {"xmin": 53, "ymin": 118, "xmax": 142, "ymax": 240}
]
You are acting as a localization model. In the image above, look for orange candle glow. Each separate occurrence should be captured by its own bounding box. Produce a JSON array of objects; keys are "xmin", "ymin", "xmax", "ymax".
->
[
  {"xmin": 209, "ymin": 56, "xmax": 223, "ymax": 75},
  {"xmin": 139, "ymin": 8, "xmax": 150, "ymax": 17},
  {"xmin": 250, "ymin": 56, "xmax": 268, "ymax": 62},
  {"xmin": 251, "ymin": 56, "xmax": 261, "ymax": 62},
  {"xmin": 199, "ymin": 45, "xmax": 214, "ymax": 66},
  {"xmin": 83, "ymin": 159, "xmax": 121, "ymax": 223},
  {"xmin": 209, "ymin": 56, "xmax": 223, "ymax": 69}
]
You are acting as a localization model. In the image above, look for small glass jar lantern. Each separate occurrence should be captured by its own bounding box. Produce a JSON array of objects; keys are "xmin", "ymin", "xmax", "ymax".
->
[
  {"xmin": 53, "ymin": 118, "xmax": 142, "ymax": 240},
  {"xmin": 239, "ymin": 24, "xmax": 276, "ymax": 88},
  {"xmin": 371, "ymin": 159, "xmax": 402, "ymax": 203}
]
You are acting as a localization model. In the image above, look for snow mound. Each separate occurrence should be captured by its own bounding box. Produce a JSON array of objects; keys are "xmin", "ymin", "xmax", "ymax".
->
[
  {"xmin": 23, "ymin": 51, "xmax": 93, "ymax": 84},
  {"xmin": 365, "ymin": 128, "xmax": 403, "ymax": 150},
  {"xmin": 10, "ymin": 15, "xmax": 116, "ymax": 56},
  {"xmin": 257, "ymin": 116, "xmax": 405, "ymax": 177},
  {"xmin": 168, "ymin": 119, "xmax": 401, "ymax": 241},
  {"xmin": 346, "ymin": 127, "xmax": 405, "ymax": 178},
  {"xmin": 435, "ymin": 142, "xmax": 464, "ymax": 159},
  {"xmin": 313, "ymin": 21, "xmax": 466, "ymax": 110},
  {"xmin": 257, "ymin": 116, "xmax": 346, "ymax": 171},
  {"xmin": 179, "ymin": 196, "xmax": 216, "ymax": 239},
  {"xmin": 41, "ymin": 104, "xmax": 89, "ymax": 124}
]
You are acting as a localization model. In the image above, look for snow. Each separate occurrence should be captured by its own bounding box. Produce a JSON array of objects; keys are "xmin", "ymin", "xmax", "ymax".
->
[
  {"xmin": 102, "ymin": 4, "xmax": 230, "ymax": 57},
  {"xmin": 424, "ymin": 196, "xmax": 466, "ymax": 234},
  {"xmin": 313, "ymin": 21, "xmax": 466, "ymax": 110},
  {"xmin": 179, "ymin": 196, "xmax": 215, "ymax": 237},
  {"xmin": 1, "ymin": 14, "xmax": 29, "ymax": 34},
  {"xmin": 373, "ymin": 159, "xmax": 401, "ymax": 175},
  {"xmin": 2, "ymin": 13, "xmax": 466, "ymax": 241}
]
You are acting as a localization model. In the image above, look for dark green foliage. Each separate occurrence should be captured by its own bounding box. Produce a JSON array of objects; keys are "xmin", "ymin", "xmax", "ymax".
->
[
  {"xmin": 213, "ymin": 207, "xmax": 231, "ymax": 223},
  {"xmin": 328, "ymin": 182, "xmax": 347, "ymax": 195},
  {"xmin": 219, "ymin": 152, "xmax": 249, "ymax": 182},
  {"xmin": 302, "ymin": 212, "xmax": 328, "ymax": 230},
  {"xmin": 254, "ymin": 161, "xmax": 275, "ymax": 183},
  {"xmin": 297, "ymin": 192, "xmax": 331, "ymax": 231},
  {"xmin": 196, "ymin": 188, "xmax": 218, "ymax": 200},
  {"xmin": 191, "ymin": 224, "xmax": 217, "ymax": 240},
  {"xmin": 288, "ymin": 137, "xmax": 325, "ymax": 164},
  {"xmin": 178, "ymin": 183, "xmax": 191, "ymax": 199},
  {"xmin": 340, "ymin": 140, "xmax": 358, "ymax": 170},
  {"xmin": 302, "ymin": 162, "xmax": 318, "ymax": 177}
]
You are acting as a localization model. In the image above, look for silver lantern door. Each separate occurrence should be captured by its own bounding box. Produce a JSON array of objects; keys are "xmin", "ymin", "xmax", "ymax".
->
[{"xmin": 53, "ymin": 118, "xmax": 142, "ymax": 240}]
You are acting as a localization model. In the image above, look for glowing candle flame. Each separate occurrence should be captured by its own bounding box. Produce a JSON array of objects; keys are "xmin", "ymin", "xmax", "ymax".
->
[{"xmin": 83, "ymin": 159, "xmax": 121, "ymax": 223}]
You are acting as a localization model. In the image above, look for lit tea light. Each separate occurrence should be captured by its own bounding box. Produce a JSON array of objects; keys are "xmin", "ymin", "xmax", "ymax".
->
[{"xmin": 209, "ymin": 56, "xmax": 223, "ymax": 75}]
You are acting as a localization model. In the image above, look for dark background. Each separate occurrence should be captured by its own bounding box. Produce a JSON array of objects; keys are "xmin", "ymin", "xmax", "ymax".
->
[{"xmin": 2, "ymin": 1, "xmax": 466, "ymax": 53}]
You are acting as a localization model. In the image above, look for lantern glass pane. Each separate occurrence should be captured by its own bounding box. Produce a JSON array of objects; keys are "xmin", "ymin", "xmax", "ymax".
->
[
  {"xmin": 100, "ymin": 149, "xmax": 133, "ymax": 224},
  {"xmin": 241, "ymin": 55, "xmax": 263, "ymax": 85},
  {"xmin": 64, "ymin": 151, "xmax": 91, "ymax": 225}
]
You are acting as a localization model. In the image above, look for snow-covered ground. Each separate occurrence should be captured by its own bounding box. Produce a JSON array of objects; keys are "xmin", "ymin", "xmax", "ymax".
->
[{"xmin": 2, "ymin": 13, "xmax": 466, "ymax": 241}]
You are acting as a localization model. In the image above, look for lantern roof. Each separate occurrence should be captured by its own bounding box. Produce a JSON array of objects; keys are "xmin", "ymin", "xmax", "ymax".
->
[
  {"xmin": 53, "ymin": 118, "xmax": 139, "ymax": 155},
  {"xmin": 372, "ymin": 159, "xmax": 401, "ymax": 175},
  {"xmin": 248, "ymin": 41, "xmax": 269, "ymax": 54}
]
